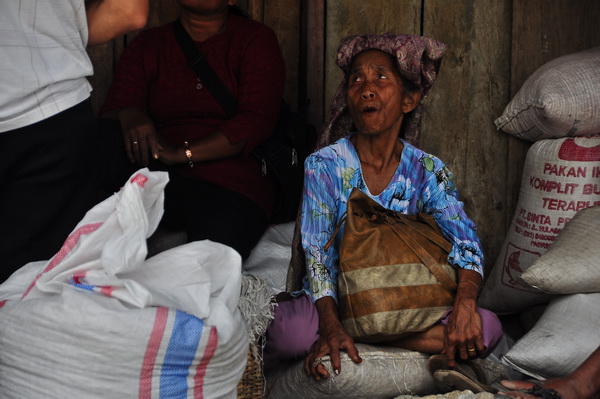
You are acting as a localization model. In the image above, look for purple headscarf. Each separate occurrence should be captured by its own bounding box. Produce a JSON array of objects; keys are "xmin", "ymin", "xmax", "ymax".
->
[{"xmin": 319, "ymin": 33, "xmax": 447, "ymax": 149}]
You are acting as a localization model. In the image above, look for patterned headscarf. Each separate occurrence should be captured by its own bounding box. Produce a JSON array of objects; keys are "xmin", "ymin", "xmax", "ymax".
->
[{"xmin": 319, "ymin": 33, "xmax": 447, "ymax": 148}]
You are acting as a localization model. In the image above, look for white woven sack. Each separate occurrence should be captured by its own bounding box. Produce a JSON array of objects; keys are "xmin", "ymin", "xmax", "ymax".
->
[
  {"xmin": 502, "ymin": 293, "xmax": 600, "ymax": 380},
  {"xmin": 521, "ymin": 206, "xmax": 600, "ymax": 294},
  {"xmin": 479, "ymin": 137, "xmax": 600, "ymax": 313},
  {"xmin": 243, "ymin": 222, "xmax": 295, "ymax": 294},
  {"xmin": 266, "ymin": 344, "xmax": 435, "ymax": 399},
  {"xmin": 495, "ymin": 47, "xmax": 600, "ymax": 141},
  {"xmin": 0, "ymin": 169, "xmax": 247, "ymax": 399}
]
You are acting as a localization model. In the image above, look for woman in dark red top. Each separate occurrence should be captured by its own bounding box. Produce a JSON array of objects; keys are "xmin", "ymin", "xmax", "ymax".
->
[{"xmin": 102, "ymin": 0, "xmax": 285, "ymax": 258}]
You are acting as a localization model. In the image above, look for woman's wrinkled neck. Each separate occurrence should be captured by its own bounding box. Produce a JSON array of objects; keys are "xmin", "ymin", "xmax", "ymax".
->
[
  {"xmin": 180, "ymin": 8, "xmax": 228, "ymax": 42},
  {"xmin": 351, "ymin": 130, "xmax": 403, "ymax": 173}
]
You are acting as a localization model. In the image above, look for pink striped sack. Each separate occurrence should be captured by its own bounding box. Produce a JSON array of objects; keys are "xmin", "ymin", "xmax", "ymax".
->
[{"xmin": 0, "ymin": 169, "xmax": 247, "ymax": 399}]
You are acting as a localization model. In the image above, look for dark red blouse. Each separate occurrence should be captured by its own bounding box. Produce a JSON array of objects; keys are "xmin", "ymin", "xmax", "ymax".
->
[{"xmin": 102, "ymin": 14, "xmax": 285, "ymax": 214}]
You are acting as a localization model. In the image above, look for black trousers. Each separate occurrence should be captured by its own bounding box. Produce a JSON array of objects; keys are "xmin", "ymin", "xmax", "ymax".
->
[
  {"xmin": 161, "ymin": 173, "xmax": 268, "ymax": 260},
  {"xmin": 101, "ymin": 119, "xmax": 269, "ymax": 260},
  {"xmin": 0, "ymin": 100, "xmax": 103, "ymax": 282}
]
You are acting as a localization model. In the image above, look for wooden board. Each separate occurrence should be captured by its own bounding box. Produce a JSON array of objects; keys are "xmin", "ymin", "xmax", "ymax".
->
[
  {"xmin": 324, "ymin": 0, "xmax": 421, "ymax": 119},
  {"xmin": 264, "ymin": 0, "xmax": 301, "ymax": 110},
  {"xmin": 506, "ymin": 0, "xmax": 600, "ymax": 231},
  {"xmin": 301, "ymin": 0, "xmax": 325, "ymax": 127},
  {"xmin": 247, "ymin": 0, "xmax": 264, "ymax": 21},
  {"xmin": 421, "ymin": 0, "xmax": 512, "ymax": 268}
]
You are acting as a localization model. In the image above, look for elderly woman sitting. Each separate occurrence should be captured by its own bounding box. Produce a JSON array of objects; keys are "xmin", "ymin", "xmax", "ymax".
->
[{"xmin": 265, "ymin": 34, "xmax": 503, "ymax": 388}]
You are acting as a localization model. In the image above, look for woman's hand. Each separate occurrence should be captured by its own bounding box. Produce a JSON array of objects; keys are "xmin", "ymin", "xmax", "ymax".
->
[
  {"xmin": 303, "ymin": 323, "xmax": 361, "ymax": 380},
  {"xmin": 118, "ymin": 108, "xmax": 161, "ymax": 166},
  {"xmin": 303, "ymin": 296, "xmax": 362, "ymax": 380},
  {"xmin": 444, "ymin": 269, "xmax": 484, "ymax": 367},
  {"xmin": 444, "ymin": 296, "xmax": 484, "ymax": 367},
  {"xmin": 157, "ymin": 144, "xmax": 184, "ymax": 166}
]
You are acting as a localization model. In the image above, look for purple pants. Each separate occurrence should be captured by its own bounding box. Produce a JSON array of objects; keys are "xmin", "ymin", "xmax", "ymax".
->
[{"xmin": 264, "ymin": 295, "xmax": 503, "ymax": 366}]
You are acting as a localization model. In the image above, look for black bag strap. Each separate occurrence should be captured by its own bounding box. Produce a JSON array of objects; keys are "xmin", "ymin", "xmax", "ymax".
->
[{"xmin": 172, "ymin": 19, "xmax": 237, "ymax": 118}]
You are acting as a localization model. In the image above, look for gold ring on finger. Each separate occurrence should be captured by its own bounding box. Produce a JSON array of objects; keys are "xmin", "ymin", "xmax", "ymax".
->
[{"xmin": 467, "ymin": 347, "xmax": 476, "ymax": 352}]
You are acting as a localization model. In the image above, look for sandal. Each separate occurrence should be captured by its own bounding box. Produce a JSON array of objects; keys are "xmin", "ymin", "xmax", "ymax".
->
[
  {"xmin": 496, "ymin": 381, "xmax": 563, "ymax": 399},
  {"xmin": 428, "ymin": 354, "xmax": 499, "ymax": 393},
  {"xmin": 524, "ymin": 383, "xmax": 563, "ymax": 399}
]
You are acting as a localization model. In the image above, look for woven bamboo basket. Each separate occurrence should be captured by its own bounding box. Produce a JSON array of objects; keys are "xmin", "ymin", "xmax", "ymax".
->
[{"xmin": 237, "ymin": 347, "xmax": 264, "ymax": 399}]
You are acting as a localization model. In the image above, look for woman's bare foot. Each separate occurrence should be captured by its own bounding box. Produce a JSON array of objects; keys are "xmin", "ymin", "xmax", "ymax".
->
[
  {"xmin": 500, "ymin": 346, "xmax": 600, "ymax": 399},
  {"xmin": 500, "ymin": 377, "xmax": 585, "ymax": 399}
]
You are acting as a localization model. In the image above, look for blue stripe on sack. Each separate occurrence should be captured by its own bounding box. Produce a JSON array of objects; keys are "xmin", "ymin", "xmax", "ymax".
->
[
  {"xmin": 159, "ymin": 310, "xmax": 204, "ymax": 398},
  {"xmin": 69, "ymin": 281, "xmax": 95, "ymax": 292}
]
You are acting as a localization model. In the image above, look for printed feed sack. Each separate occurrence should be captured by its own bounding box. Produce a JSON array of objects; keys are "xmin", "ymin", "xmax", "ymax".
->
[{"xmin": 479, "ymin": 136, "xmax": 600, "ymax": 313}]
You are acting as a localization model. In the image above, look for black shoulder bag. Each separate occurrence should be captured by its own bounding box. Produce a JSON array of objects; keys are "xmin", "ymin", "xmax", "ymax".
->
[{"xmin": 172, "ymin": 20, "xmax": 315, "ymax": 223}]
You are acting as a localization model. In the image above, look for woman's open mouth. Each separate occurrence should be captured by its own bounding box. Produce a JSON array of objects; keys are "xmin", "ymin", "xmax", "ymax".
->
[{"xmin": 362, "ymin": 106, "xmax": 378, "ymax": 114}]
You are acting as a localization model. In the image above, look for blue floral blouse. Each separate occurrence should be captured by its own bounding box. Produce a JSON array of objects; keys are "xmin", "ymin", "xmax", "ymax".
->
[{"xmin": 300, "ymin": 137, "xmax": 484, "ymax": 303}]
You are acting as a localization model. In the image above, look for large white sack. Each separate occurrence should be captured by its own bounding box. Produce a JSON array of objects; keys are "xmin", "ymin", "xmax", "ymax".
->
[
  {"xmin": 0, "ymin": 169, "xmax": 248, "ymax": 398},
  {"xmin": 502, "ymin": 293, "xmax": 600, "ymax": 380},
  {"xmin": 144, "ymin": 221, "xmax": 294, "ymax": 295},
  {"xmin": 521, "ymin": 206, "xmax": 600, "ymax": 294},
  {"xmin": 243, "ymin": 222, "xmax": 294, "ymax": 294},
  {"xmin": 145, "ymin": 220, "xmax": 294, "ymax": 295},
  {"xmin": 495, "ymin": 47, "xmax": 600, "ymax": 141},
  {"xmin": 479, "ymin": 137, "xmax": 600, "ymax": 313},
  {"xmin": 266, "ymin": 344, "xmax": 436, "ymax": 398},
  {"xmin": 0, "ymin": 275, "xmax": 248, "ymax": 399}
]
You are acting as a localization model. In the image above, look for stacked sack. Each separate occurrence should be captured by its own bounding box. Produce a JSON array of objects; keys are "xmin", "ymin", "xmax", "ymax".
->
[
  {"xmin": 0, "ymin": 170, "xmax": 248, "ymax": 399},
  {"xmin": 479, "ymin": 47, "xmax": 600, "ymax": 379},
  {"xmin": 502, "ymin": 207, "xmax": 600, "ymax": 379}
]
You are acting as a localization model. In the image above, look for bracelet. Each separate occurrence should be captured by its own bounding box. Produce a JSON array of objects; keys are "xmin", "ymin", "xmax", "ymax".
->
[{"xmin": 184, "ymin": 141, "xmax": 194, "ymax": 168}]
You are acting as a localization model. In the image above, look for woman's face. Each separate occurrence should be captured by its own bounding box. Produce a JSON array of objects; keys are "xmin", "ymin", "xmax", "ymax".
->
[{"xmin": 346, "ymin": 50, "xmax": 419, "ymax": 137}]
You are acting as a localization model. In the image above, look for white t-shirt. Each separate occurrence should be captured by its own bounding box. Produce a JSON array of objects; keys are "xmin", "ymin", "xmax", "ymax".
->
[{"xmin": 0, "ymin": 0, "xmax": 93, "ymax": 133}]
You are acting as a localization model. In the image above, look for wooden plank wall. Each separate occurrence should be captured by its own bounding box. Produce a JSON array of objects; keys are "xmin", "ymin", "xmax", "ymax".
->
[
  {"xmin": 420, "ymin": 0, "xmax": 512, "ymax": 267},
  {"xmin": 86, "ymin": 0, "xmax": 600, "ymax": 270}
]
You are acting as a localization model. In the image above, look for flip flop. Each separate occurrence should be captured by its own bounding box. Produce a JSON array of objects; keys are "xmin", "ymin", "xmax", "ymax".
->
[
  {"xmin": 428, "ymin": 354, "xmax": 498, "ymax": 393},
  {"xmin": 525, "ymin": 383, "xmax": 563, "ymax": 399},
  {"xmin": 496, "ymin": 382, "xmax": 563, "ymax": 399},
  {"xmin": 432, "ymin": 369, "xmax": 493, "ymax": 393}
]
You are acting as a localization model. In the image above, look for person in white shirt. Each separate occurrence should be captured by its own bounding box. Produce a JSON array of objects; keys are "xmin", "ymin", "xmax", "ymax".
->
[{"xmin": 0, "ymin": 0, "xmax": 149, "ymax": 281}]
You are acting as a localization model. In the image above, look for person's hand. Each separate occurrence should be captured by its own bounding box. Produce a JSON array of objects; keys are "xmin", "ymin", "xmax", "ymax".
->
[
  {"xmin": 157, "ymin": 144, "xmax": 183, "ymax": 166},
  {"xmin": 118, "ymin": 108, "xmax": 161, "ymax": 166},
  {"xmin": 303, "ymin": 322, "xmax": 362, "ymax": 380},
  {"xmin": 499, "ymin": 378, "xmax": 579, "ymax": 399},
  {"xmin": 443, "ymin": 296, "xmax": 484, "ymax": 368}
]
